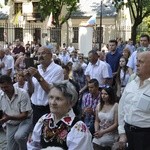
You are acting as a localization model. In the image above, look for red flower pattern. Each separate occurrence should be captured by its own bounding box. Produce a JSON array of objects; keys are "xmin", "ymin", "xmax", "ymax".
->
[{"xmin": 58, "ymin": 129, "xmax": 68, "ymax": 140}]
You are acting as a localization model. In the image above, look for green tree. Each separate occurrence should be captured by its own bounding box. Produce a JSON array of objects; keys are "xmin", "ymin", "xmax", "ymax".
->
[
  {"xmin": 114, "ymin": 0, "xmax": 150, "ymax": 44},
  {"xmin": 39, "ymin": 0, "xmax": 78, "ymax": 27}
]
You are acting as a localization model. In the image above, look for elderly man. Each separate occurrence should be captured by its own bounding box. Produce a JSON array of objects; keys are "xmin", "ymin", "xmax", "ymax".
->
[
  {"xmin": 25, "ymin": 46, "xmax": 64, "ymax": 126},
  {"xmin": 0, "ymin": 75, "xmax": 33, "ymax": 150},
  {"xmin": 118, "ymin": 51, "xmax": 150, "ymax": 150}
]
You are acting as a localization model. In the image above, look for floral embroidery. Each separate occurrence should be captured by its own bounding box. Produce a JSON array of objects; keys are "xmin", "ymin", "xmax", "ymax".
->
[
  {"xmin": 42, "ymin": 120, "xmax": 70, "ymax": 143},
  {"xmin": 74, "ymin": 122, "xmax": 87, "ymax": 132},
  {"xmin": 58, "ymin": 129, "xmax": 68, "ymax": 140}
]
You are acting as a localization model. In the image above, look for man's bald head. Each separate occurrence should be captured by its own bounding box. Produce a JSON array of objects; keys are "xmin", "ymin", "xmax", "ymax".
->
[{"xmin": 136, "ymin": 51, "xmax": 150, "ymax": 81}]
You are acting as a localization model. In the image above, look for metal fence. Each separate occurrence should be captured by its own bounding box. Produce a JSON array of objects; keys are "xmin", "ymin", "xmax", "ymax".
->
[{"xmin": 0, "ymin": 22, "xmax": 103, "ymax": 48}]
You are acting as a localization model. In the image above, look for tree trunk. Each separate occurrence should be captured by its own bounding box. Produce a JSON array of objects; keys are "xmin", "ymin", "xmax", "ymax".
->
[
  {"xmin": 131, "ymin": 19, "xmax": 142, "ymax": 45},
  {"xmin": 131, "ymin": 24, "xmax": 137, "ymax": 45}
]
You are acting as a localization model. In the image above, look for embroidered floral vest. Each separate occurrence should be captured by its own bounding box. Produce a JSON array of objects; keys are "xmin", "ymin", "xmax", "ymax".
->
[{"xmin": 40, "ymin": 117, "xmax": 79, "ymax": 149}]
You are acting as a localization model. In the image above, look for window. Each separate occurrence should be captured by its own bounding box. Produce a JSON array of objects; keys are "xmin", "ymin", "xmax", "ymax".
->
[
  {"xmin": 96, "ymin": 27, "xmax": 103, "ymax": 43},
  {"xmin": 5, "ymin": 0, "xmax": 8, "ymax": 5},
  {"xmin": 14, "ymin": 3, "xmax": 22, "ymax": 14},
  {"xmin": 0, "ymin": 28, "xmax": 4, "ymax": 41},
  {"xmin": 73, "ymin": 27, "xmax": 78, "ymax": 43},
  {"xmin": 15, "ymin": 28, "xmax": 23, "ymax": 41},
  {"xmin": 50, "ymin": 27, "xmax": 61, "ymax": 45},
  {"xmin": 32, "ymin": 2, "xmax": 40, "ymax": 13}
]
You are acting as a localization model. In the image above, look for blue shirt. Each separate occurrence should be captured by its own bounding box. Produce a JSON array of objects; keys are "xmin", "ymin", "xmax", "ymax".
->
[{"xmin": 106, "ymin": 50, "xmax": 122, "ymax": 73}]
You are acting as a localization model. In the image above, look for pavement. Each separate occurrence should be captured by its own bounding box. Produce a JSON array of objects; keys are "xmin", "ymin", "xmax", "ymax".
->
[{"xmin": 0, "ymin": 128, "xmax": 6, "ymax": 150}]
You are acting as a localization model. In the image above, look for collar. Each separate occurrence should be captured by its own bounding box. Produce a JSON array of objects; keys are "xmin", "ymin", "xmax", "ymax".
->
[
  {"xmin": 45, "ymin": 109, "xmax": 76, "ymax": 126},
  {"xmin": 38, "ymin": 61, "xmax": 54, "ymax": 72},
  {"xmin": 134, "ymin": 76, "xmax": 150, "ymax": 86},
  {"xmin": 1, "ymin": 87, "xmax": 18, "ymax": 97},
  {"xmin": 90, "ymin": 59, "xmax": 100, "ymax": 66}
]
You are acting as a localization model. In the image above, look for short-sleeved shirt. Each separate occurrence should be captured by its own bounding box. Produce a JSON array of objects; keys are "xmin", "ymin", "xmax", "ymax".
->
[
  {"xmin": 85, "ymin": 60, "xmax": 110, "ymax": 86},
  {"xmin": 0, "ymin": 87, "xmax": 32, "ymax": 125},
  {"xmin": 31, "ymin": 61, "xmax": 64, "ymax": 106}
]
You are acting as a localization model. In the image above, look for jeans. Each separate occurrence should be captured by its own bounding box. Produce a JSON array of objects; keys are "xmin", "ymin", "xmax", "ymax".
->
[{"xmin": 6, "ymin": 116, "xmax": 32, "ymax": 150}]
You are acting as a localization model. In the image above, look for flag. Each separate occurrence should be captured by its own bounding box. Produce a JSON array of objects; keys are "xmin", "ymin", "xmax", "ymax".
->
[
  {"xmin": 12, "ymin": 10, "xmax": 21, "ymax": 25},
  {"xmin": 47, "ymin": 12, "xmax": 53, "ymax": 28},
  {"xmin": 86, "ymin": 14, "xmax": 96, "ymax": 26}
]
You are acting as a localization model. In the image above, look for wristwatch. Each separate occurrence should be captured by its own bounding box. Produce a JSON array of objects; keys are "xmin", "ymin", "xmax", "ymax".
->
[{"xmin": 37, "ymin": 77, "xmax": 44, "ymax": 82}]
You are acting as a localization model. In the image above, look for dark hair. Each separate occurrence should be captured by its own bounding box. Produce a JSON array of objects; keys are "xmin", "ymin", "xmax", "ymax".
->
[
  {"xmin": 88, "ymin": 50, "xmax": 98, "ymax": 56},
  {"xmin": 54, "ymin": 58, "xmax": 61, "ymax": 66},
  {"xmin": 0, "ymin": 75, "xmax": 13, "ymax": 84},
  {"xmin": 116, "ymin": 56, "xmax": 128, "ymax": 86},
  {"xmin": 62, "ymin": 65, "xmax": 70, "ymax": 73},
  {"xmin": 100, "ymin": 86, "xmax": 116, "ymax": 110},
  {"xmin": 140, "ymin": 34, "xmax": 150, "ymax": 42},
  {"xmin": 109, "ymin": 39, "xmax": 118, "ymax": 45},
  {"xmin": 88, "ymin": 79, "xmax": 99, "ymax": 87}
]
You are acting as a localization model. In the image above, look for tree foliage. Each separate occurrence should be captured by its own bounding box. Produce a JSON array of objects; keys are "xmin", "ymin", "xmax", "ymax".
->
[
  {"xmin": 114, "ymin": 0, "xmax": 150, "ymax": 43},
  {"xmin": 39, "ymin": 0, "xmax": 78, "ymax": 27}
]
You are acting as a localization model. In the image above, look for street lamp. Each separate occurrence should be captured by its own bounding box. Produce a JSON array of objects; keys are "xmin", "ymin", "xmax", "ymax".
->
[{"xmin": 99, "ymin": 0, "xmax": 103, "ymax": 51}]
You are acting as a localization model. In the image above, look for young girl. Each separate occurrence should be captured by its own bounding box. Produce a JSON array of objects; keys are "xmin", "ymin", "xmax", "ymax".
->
[
  {"xmin": 116, "ymin": 56, "xmax": 130, "ymax": 98},
  {"xmin": 93, "ymin": 86, "xmax": 118, "ymax": 150}
]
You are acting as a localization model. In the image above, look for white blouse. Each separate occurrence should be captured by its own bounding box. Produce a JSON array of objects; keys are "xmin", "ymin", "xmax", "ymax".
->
[{"xmin": 27, "ymin": 109, "xmax": 93, "ymax": 150}]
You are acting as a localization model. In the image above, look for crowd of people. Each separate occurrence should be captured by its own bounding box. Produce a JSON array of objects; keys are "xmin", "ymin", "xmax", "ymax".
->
[{"xmin": 0, "ymin": 34, "xmax": 150, "ymax": 150}]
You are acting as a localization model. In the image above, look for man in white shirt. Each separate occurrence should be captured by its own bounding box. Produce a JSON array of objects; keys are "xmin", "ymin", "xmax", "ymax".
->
[
  {"xmin": 0, "ymin": 48, "xmax": 14, "ymax": 78},
  {"xmin": 59, "ymin": 49, "xmax": 70, "ymax": 65},
  {"xmin": 83, "ymin": 50, "xmax": 110, "ymax": 91},
  {"xmin": 118, "ymin": 51, "xmax": 150, "ymax": 150},
  {"xmin": 25, "ymin": 46, "xmax": 64, "ymax": 126},
  {"xmin": 67, "ymin": 43, "xmax": 75, "ymax": 54},
  {"xmin": 127, "ymin": 34, "xmax": 150, "ymax": 75}
]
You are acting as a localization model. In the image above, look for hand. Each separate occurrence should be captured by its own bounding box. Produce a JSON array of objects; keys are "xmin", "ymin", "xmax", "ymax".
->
[
  {"xmin": 116, "ymin": 134, "xmax": 127, "ymax": 150},
  {"xmin": 0, "ymin": 113, "xmax": 10, "ymax": 124},
  {"xmin": 0, "ymin": 62, "xmax": 5, "ymax": 68},
  {"xmin": 27, "ymin": 67, "xmax": 40, "ymax": 79},
  {"xmin": 84, "ymin": 107, "xmax": 93, "ymax": 114},
  {"xmin": 94, "ymin": 129, "xmax": 104, "ymax": 138}
]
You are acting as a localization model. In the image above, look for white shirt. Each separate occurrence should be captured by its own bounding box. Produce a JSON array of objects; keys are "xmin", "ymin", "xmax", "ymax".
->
[
  {"xmin": 118, "ymin": 77, "xmax": 150, "ymax": 134},
  {"xmin": 27, "ymin": 109, "xmax": 93, "ymax": 150},
  {"xmin": 31, "ymin": 61, "xmax": 64, "ymax": 106},
  {"xmin": 85, "ymin": 60, "xmax": 110, "ymax": 86},
  {"xmin": 0, "ymin": 87, "xmax": 32, "ymax": 125},
  {"xmin": 127, "ymin": 51, "xmax": 137, "ymax": 73},
  {"xmin": 13, "ymin": 81, "xmax": 28, "ymax": 92},
  {"xmin": 120, "ymin": 69, "xmax": 130, "ymax": 86},
  {"xmin": 59, "ymin": 53, "xmax": 70, "ymax": 65},
  {"xmin": 81, "ymin": 62, "xmax": 87, "ymax": 73},
  {"xmin": 0, "ymin": 55, "xmax": 14, "ymax": 77},
  {"xmin": 67, "ymin": 46, "xmax": 75, "ymax": 53}
]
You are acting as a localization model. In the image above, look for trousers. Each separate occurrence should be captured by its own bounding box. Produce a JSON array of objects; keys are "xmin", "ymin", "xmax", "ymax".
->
[
  {"xmin": 6, "ymin": 116, "xmax": 32, "ymax": 150},
  {"xmin": 125, "ymin": 123, "xmax": 150, "ymax": 150}
]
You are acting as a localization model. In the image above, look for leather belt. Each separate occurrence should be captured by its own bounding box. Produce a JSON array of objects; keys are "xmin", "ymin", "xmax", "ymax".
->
[{"xmin": 125, "ymin": 122, "xmax": 150, "ymax": 132}]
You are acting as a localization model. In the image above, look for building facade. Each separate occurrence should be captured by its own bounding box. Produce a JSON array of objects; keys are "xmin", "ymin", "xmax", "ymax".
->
[{"xmin": 0, "ymin": 0, "xmax": 131, "ymax": 49}]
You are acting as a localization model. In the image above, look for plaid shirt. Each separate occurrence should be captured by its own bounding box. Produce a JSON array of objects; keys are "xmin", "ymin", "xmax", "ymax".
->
[
  {"xmin": 82, "ymin": 92, "xmax": 101, "ymax": 111},
  {"xmin": 82, "ymin": 92, "xmax": 101, "ymax": 128}
]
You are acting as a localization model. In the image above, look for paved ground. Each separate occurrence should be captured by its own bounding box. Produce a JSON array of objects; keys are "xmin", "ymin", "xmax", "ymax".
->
[{"xmin": 0, "ymin": 129, "xmax": 6, "ymax": 150}]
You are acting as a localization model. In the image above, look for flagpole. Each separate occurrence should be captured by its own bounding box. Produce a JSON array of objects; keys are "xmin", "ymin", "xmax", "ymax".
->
[{"xmin": 99, "ymin": 0, "xmax": 103, "ymax": 51}]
